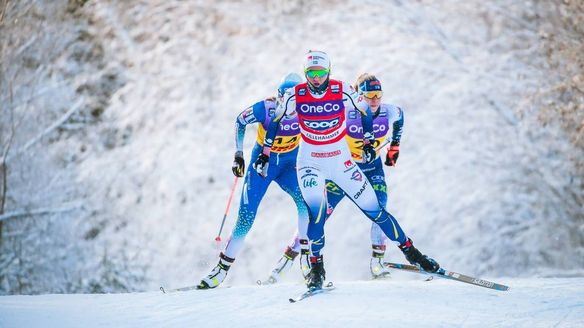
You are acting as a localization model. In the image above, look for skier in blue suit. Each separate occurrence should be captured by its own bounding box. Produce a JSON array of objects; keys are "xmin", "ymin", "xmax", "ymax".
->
[{"xmin": 197, "ymin": 73, "xmax": 309, "ymax": 289}]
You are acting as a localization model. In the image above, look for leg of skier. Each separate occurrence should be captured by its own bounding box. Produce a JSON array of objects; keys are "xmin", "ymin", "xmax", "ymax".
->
[
  {"xmin": 270, "ymin": 179, "xmax": 347, "ymax": 282},
  {"xmin": 332, "ymin": 155, "xmax": 440, "ymax": 275},
  {"xmin": 198, "ymin": 148, "xmax": 275, "ymax": 289},
  {"xmin": 366, "ymin": 170, "xmax": 391, "ymax": 279},
  {"xmin": 264, "ymin": 157, "xmax": 311, "ymax": 283},
  {"xmin": 296, "ymin": 161, "xmax": 329, "ymax": 290}
]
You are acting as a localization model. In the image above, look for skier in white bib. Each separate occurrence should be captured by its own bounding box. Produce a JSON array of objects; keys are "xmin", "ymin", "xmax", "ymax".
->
[{"xmin": 254, "ymin": 51, "xmax": 440, "ymax": 290}]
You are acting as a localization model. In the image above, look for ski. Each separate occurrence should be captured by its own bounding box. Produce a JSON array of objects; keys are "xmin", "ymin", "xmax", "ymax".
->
[
  {"xmin": 160, "ymin": 284, "xmax": 232, "ymax": 293},
  {"xmin": 160, "ymin": 285, "xmax": 200, "ymax": 293},
  {"xmin": 384, "ymin": 262, "xmax": 510, "ymax": 291},
  {"xmin": 289, "ymin": 282, "xmax": 335, "ymax": 303}
]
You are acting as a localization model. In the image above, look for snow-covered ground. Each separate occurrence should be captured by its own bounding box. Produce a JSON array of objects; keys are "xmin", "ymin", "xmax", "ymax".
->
[
  {"xmin": 1, "ymin": 276, "xmax": 583, "ymax": 327},
  {"xmin": 1, "ymin": 0, "xmax": 582, "ymax": 298}
]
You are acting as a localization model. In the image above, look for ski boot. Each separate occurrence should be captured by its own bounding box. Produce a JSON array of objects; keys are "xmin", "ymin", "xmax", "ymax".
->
[
  {"xmin": 370, "ymin": 245, "xmax": 391, "ymax": 279},
  {"xmin": 266, "ymin": 247, "xmax": 299, "ymax": 284},
  {"xmin": 398, "ymin": 238, "xmax": 440, "ymax": 273},
  {"xmin": 306, "ymin": 255, "xmax": 326, "ymax": 290},
  {"xmin": 197, "ymin": 252, "xmax": 235, "ymax": 289}
]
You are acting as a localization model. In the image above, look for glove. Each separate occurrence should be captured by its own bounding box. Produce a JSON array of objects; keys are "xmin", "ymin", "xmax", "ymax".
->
[
  {"xmin": 362, "ymin": 143, "xmax": 376, "ymax": 164},
  {"xmin": 252, "ymin": 153, "xmax": 270, "ymax": 177},
  {"xmin": 385, "ymin": 143, "xmax": 400, "ymax": 166},
  {"xmin": 232, "ymin": 151, "xmax": 245, "ymax": 177}
]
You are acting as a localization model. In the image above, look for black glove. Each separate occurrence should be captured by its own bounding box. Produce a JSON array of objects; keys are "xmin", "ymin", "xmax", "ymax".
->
[
  {"xmin": 252, "ymin": 153, "xmax": 270, "ymax": 177},
  {"xmin": 362, "ymin": 143, "xmax": 376, "ymax": 164},
  {"xmin": 232, "ymin": 151, "xmax": 245, "ymax": 177},
  {"xmin": 384, "ymin": 143, "xmax": 400, "ymax": 166}
]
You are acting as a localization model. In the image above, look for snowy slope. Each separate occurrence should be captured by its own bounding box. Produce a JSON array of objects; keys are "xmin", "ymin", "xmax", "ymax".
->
[
  {"xmin": 1, "ymin": 0, "xmax": 582, "ymax": 295},
  {"xmin": 1, "ymin": 277, "xmax": 583, "ymax": 328}
]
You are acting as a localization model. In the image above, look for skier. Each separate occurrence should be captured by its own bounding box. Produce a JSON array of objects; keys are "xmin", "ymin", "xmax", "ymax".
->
[
  {"xmin": 268, "ymin": 73, "xmax": 404, "ymax": 280},
  {"xmin": 197, "ymin": 73, "xmax": 310, "ymax": 289},
  {"xmin": 254, "ymin": 50, "xmax": 439, "ymax": 290}
]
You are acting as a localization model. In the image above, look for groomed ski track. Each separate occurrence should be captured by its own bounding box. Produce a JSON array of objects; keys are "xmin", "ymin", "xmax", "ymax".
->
[{"xmin": 1, "ymin": 277, "xmax": 582, "ymax": 327}]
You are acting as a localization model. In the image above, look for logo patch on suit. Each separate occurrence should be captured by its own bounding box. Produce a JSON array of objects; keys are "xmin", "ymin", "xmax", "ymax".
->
[{"xmin": 351, "ymin": 169, "xmax": 363, "ymax": 182}]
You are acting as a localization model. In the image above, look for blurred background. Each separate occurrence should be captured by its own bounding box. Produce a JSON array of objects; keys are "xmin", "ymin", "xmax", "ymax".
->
[{"xmin": 0, "ymin": 0, "xmax": 582, "ymax": 294}]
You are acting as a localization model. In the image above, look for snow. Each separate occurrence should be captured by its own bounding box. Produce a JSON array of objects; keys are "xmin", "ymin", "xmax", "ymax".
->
[
  {"xmin": 1, "ymin": 0, "xmax": 583, "ymax": 315},
  {"xmin": 1, "ymin": 276, "xmax": 583, "ymax": 327}
]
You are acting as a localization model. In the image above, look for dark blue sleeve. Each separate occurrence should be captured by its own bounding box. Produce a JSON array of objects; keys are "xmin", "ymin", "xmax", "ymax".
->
[
  {"xmin": 361, "ymin": 105, "xmax": 375, "ymax": 142},
  {"xmin": 391, "ymin": 107, "xmax": 404, "ymax": 145}
]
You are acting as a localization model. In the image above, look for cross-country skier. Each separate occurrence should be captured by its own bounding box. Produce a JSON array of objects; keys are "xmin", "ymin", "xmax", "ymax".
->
[
  {"xmin": 254, "ymin": 50, "xmax": 439, "ymax": 290},
  {"xmin": 197, "ymin": 73, "xmax": 309, "ymax": 289},
  {"xmin": 267, "ymin": 73, "xmax": 404, "ymax": 280}
]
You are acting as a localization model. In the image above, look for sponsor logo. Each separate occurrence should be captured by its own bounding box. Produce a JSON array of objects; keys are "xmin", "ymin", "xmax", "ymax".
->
[
  {"xmin": 301, "ymin": 173, "xmax": 318, "ymax": 179},
  {"xmin": 372, "ymin": 184, "xmax": 387, "ymax": 193},
  {"xmin": 271, "ymin": 144, "xmax": 296, "ymax": 152},
  {"xmin": 303, "ymin": 178, "xmax": 318, "ymax": 188},
  {"xmin": 348, "ymin": 110, "xmax": 358, "ymax": 119},
  {"xmin": 298, "ymin": 102, "xmax": 342, "ymax": 114},
  {"xmin": 302, "ymin": 117, "xmax": 340, "ymax": 130},
  {"xmin": 311, "ymin": 150, "xmax": 341, "ymax": 158},
  {"xmin": 370, "ymin": 175, "xmax": 384, "ymax": 182},
  {"xmin": 353, "ymin": 180, "xmax": 369, "ymax": 200},
  {"xmin": 331, "ymin": 84, "xmax": 340, "ymax": 94},
  {"xmin": 325, "ymin": 181, "xmax": 342, "ymax": 194},
  {"xmin": 280, "ymin": 122, "xmax": 300, "ymax": 131},
  {"xmin": 362, "ymin": 166, "xmax": 375, "ymax": 173},
  {"xmin": 351, "ymin": 169, "xmax": 363, "ymax": 182},
  {"xmin": 302, "ymin": 129, "xmax": 342, "ymax": 142},
  {"xmin": 344, "ymin": 160, "xmax": 353, "ymax": 169},
  {"xmin": 348, "ymin": 124, "xmax": 387, "ymax": 134},
  {"xmin": 298, "ymin": 88, "xmax": 306, "ymax": 96},
  {"xmin": 471, "ymin": 279, "xmax": 495, "ymax": 288}
]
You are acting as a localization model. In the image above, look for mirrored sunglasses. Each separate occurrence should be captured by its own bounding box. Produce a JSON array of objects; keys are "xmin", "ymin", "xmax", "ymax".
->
[
  {"xmin": 305, "ymin": 69, "xmax": 329, "ymax": 78},
  {"xmin": 363, "ymin": 90, "xmax": 383, "ymax": 99}
]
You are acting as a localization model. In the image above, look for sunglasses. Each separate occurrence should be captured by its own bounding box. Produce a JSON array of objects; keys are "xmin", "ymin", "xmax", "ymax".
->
[
  {"xmin": 363, "ymin": 90, "xmax": 383, "ymax": 99},
  {"xmin": 305, "ymin": 69, "xmax": 330, "ymax": 78}
]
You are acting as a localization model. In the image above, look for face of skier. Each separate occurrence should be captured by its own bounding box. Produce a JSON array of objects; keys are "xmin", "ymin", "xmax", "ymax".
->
[
  {"xmin": 363, "ymin": 90, "xmax": 382, "ymax": 113},
  {"xmin": 305, "ymin": 66, "xmax": 329, "ymax": 89}
]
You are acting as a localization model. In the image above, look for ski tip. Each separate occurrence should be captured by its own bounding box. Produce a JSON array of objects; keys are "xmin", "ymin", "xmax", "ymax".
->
[
  {"xmin": 256, "ymin": 280, "xmax": 262, "ymax": 286},
  {"xmin": 288, "ymin": 298, "xmax": 297, "ymax": 303},
  {"xmin": 160, "ymin": 286, "xmax": 166, "ymax": 294}
]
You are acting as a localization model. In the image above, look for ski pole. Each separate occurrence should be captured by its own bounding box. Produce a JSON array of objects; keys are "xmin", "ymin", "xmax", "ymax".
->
[
  {"xmin": 375, "ymin": 138, "xmax": 392, "ymax": 153},
  {"xmin": 215, "ymin": 176, "xmax": 239, "ymax": 242}
]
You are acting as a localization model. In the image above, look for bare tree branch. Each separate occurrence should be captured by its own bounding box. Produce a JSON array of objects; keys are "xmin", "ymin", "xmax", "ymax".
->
[
  {"xmin": 0, "ymin": 203, "xmax": 84, "ymax": 222},
  {"xmin": 7, "ymin": 98, "xmax": 84, "ymax": 162},
  {"xmin": 0, "ymin": 0, "xmax": 7, "ymax": 25}
]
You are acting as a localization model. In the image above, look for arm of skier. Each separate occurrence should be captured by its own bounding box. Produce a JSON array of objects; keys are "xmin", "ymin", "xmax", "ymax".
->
[
  {"xmin": 343, "ymin": 83, "xmax": 376, "ymax": 163},
  {"xmin": 232, "ymin": 101, "xmax": 266, "ymax": 177},
  {"xmin": 252, "ymin": 91, "xmax": 295, "ymax": 176},
  {"xmin": 385, "ymin": 106, "xmax": 404, "ymax": 167}
]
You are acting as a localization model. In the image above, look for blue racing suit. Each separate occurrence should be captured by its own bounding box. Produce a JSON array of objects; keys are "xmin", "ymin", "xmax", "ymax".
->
[
  {"xmin": 223, "ymin": 98, "xmax": 309, "ymax": 259},
  {"xmin": 326, "ymin": 103, "xmax": 404, "ymax": 246}
]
